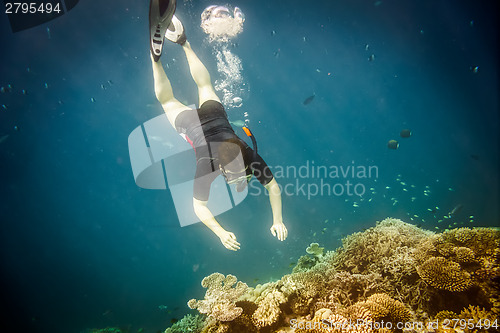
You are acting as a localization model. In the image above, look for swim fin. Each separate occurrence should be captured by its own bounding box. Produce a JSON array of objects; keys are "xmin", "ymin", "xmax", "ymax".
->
[
  {"xmin": 149, "ymin": 0, "xmax": 176, "ymax": 62},
  {"xmin": 165, "ymin": 15, "xmax": 186, "ymax": 45}
]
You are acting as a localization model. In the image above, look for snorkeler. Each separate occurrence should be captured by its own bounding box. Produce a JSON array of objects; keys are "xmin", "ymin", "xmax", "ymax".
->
[{"xmin": 149, "ymin": 0, "xmax": 288, "ymax": 251}]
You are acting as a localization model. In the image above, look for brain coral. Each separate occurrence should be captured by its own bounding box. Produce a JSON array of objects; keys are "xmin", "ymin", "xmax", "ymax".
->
[
  {"xmin": 188, "ymin": 272, "xmax": 248, "ymax": 322},
  {"xmin": 416, "ymin": 257, "xmax": 472, "ymax": 292}
]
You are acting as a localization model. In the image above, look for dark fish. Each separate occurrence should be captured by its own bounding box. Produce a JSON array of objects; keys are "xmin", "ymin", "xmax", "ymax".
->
[
  {"xmin": 387, "ymin": 140, "xmax": 399, "ymax": 149},
  {"xmin": 303, "ymin": 94, "xmax": 315, "ymax": 105},
  {"xmin": 400, "ymin": 129, "xmax": 412, "ymax": 138},
  {"xmin": 170, "ymin": 318, "xmax": 178, "ymax": 324}
]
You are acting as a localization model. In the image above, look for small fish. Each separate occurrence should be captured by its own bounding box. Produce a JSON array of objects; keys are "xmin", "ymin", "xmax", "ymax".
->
[
  {"xmin": 368, "ymin": 198, "xmax": 372, "ymax": 202},
  {"xmin": 400, "ymin": 129, "xmax": 412, "ymax": 138},
  {"xmin": 107, "ymin": 80, "xmax": 114, "ymax": 85},
  {"xmin": 90, "ymin": 97, "xmax": 96, "ymax": 102},
  {"xmin": 22, "ymin": 89, "xmax": 27, "ymax": 95},
  {"xmin": 2, "ymin": 104, "xmax": 7, "ymax": 110},
  {"xmin": 0, "ymin": 134, "xmax": 9, "ymax": 144},
  {"xmin": 0, "ymin": 87, "xmax": 4, "ymax": 93},
  {"xmin": 353, "ymin": 203, "xmax": 359, "ymax": 207},
  {"xmin": 229, "ymin": 120, "xmax": 245, "ymax": 127},
  {"xmin": 100, "ymin": 84, "xmax": 106, "ymax": 90},
  {"xmin": 402, "ymin": 188, "xmax": 408, "ymax": 192},
  {"xmin": 411, "ymin": 197, "xmax": 416, "ymax": 201},
  {"xmin": 448, "ymin": 187, "xmax": 454, "ymax": 191},
  {"xmin": 365, "ymin": 44, "xmax": 370, "ymax": 51},
  {"xmin": 46, "ymin": 27, "xmax": 51, "ymax": 39},
  {"xmin": 271, "ymin": 30, "xmax": 276, "ymax": 36},
  {"xmin": 471, "ymin": 66, "xmax": 479, "ymax": 74},
  {"xmin": 303, "ymin": 94, "xmax": 315, "ymax": 105},
  {"xmin": 158, "ymin": 305, "xmax": 168, "ymax": 311},
  {"xmin": 44, "ymin": 83, "xmax": 49, "ymax": 89},
  {"xmin": 368, "ymin": 54, "xmax": 375, "ymax": 61},
  {"xmin": 400, "ymin": 181, "xmax": 406, "ymax": 186},
  {"xmin": 385, "ymin": 186, "xmax": 391, "ymax": 189},
  {"xmin": 273, "ymin": 49, "xmax": 280, "ymax": 58}
]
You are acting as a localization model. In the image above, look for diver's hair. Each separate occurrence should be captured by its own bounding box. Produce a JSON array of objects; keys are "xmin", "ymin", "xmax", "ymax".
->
[{"xmin": 217, "ymin": 138, "xmax": 250, "ymax": 169}]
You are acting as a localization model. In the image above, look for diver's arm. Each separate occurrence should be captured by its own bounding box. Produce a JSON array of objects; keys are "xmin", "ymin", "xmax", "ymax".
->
[
  {"xmin": 193, "ymin": 198, "xmax": 241, "ymax": 251},
  {"xmin": 264, "ymin": 178, "xmax": 288, "ymax": 241}
]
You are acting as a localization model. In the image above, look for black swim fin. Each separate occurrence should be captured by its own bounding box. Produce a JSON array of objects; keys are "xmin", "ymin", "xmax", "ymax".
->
[{"xmin": 149, "ymin": 0, "xmax": 177, "ymax": 62}]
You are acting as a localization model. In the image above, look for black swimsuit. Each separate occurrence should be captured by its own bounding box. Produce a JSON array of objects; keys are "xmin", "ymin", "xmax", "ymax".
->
[{"xmin": 175, "ymin": 100, "xmax": 274, "ymax": 201}]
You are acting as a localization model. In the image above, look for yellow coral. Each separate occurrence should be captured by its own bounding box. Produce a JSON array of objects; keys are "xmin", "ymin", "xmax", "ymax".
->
[
  {"xmin": 293, "ymin": 309, "xmax": 373, "ymax": 333},
  {"xmin": 251, "ymin": 289, "xmax": 286, "ymax": 328},
  {"xmin": 416, "ymin": 257, "xmax": 473, "ymax": 292},
  {"xmin": 458, "ymin": 305, "xmax": 498, "ymax": 333},
  {"xmin": 365, "ymin": 293, "xmax": 411, "ymax": 323},
  {"xmin": 454, "ymin": 247, "xmax": 476, "ymax": 263}
]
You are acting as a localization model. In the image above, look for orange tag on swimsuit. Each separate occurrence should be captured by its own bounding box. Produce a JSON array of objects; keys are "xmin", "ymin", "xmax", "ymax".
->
[{"xmin": 242, "ymin": 126, "xmax": 252, "ymax": 137}]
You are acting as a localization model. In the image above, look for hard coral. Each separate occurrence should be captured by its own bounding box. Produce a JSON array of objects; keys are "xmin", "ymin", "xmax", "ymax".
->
[
  {"xmin": 416, "ymin": 257, "xmax": 472, "ymax": 292},
  {"xmin": 164, "ymin": 314, "xmax": 206, "ymax": 333},
  {"xmin": 188, "ymin": 273, "xmax": 248, "ymax": 322},
  {"xmin": 454, "ymin": 247, "xmax": 476, "ymax": 263},
  {"xmin": 252, "ymin": 289, "xmax": 286, "ymax": 328},
  {"xmin": 357, "ymin": 293, "xmax": 411, "ymax": 323},
  {"xmin": 306, "ymin": 243, "xmax": 325, "ymax": 259}
]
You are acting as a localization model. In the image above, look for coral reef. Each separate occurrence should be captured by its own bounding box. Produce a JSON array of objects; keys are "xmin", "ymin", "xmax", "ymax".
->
[
  {"xmin": 416, "ymin": 256, "xmax": 473, "ymax": 292},
  {"xmin": 164, "ymin": 314, "xmax": 206, "ymax": 333},
  {"xmin": 187, "ymin": 273, "xmax": 248, "ymax": 322},
  {"xmin": 165, "ymin": 218, "xmax": 500, "ymax": 333}
]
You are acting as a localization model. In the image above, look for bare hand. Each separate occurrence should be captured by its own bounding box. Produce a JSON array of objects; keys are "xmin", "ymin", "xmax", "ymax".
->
[
  {"xmin": 270, "ymin": 222, "xmax": 288, "ymax": 241},
  {"xmin": 218, "ymin": 230, "xmax": 241, "ymax": 251}
]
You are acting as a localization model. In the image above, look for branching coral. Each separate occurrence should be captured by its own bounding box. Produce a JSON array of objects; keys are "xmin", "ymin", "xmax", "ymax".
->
[
  {"xmin": 187, "ymin": 273, "xmax": 248, "ymax": 322},
  {"xmin": 416, "ymin": 257, "xmax": 473, "ymax": 292},
  {"xmin": 164, "ymin": 314, "xmax": 206, "ymax": 333},
  {"xmin": 334, "ymin": 218, "xmax": 433, "ymax": 276},
  {"xmin": 325, "ymin": 271, "xmax": 387, "ymax": 306}
]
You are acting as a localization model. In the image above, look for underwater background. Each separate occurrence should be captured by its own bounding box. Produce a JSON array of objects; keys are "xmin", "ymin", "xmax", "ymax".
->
[{"xmin": 0, "ymin": 0, "xmax": 498, "ymax": 332}]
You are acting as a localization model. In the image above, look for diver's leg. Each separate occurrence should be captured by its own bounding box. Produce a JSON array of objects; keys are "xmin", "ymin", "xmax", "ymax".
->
[
  {"xmin": 182, "ymin": 41, "xmax": 221, "ymax": 106},
  {"xmin": 151, "ymin": 54, "xmax": 188, "ymax": 127}
]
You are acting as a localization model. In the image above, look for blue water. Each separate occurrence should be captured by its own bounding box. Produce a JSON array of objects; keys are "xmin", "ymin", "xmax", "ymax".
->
[{"xmin": 0, "ymin": 0, "xmax": 498, "ymax": 332}]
